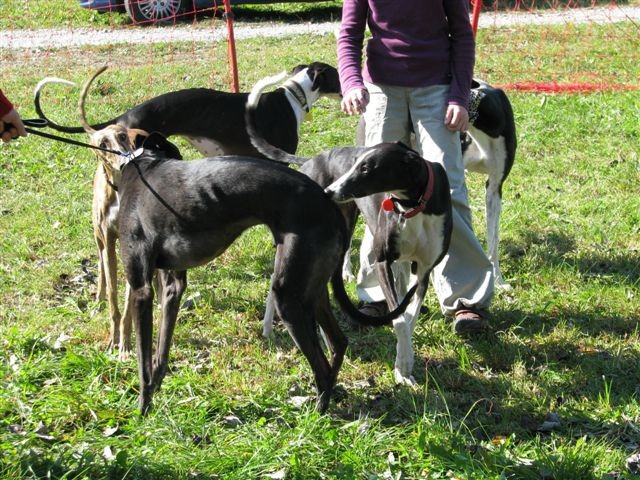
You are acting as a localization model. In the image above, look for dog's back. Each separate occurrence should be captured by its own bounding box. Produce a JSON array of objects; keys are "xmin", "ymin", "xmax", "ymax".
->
[{"xmin": 118, "ymin": 154, "xmax": 348, "ymax": 272}]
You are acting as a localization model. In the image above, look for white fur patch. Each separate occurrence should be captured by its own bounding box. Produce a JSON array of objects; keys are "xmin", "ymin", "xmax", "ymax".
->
[
  {"xmin": 185, "ymin": 137, "xmax": 225, "ymax": 157},
  {"xmin": 391, "ymin": 212, "xmax": 448, "ymax": 383}
]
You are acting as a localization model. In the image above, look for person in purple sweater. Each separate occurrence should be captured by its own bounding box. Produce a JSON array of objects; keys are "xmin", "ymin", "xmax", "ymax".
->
[
  {"xmin": 0, "ymin": 90, "xmax": 27, "ymax": 143},
  {"xmin": 337, "ymin": 0, "xmax": 494, "ymax": 347}
]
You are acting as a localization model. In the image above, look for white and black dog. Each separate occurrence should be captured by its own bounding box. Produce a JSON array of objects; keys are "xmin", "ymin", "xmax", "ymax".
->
[
  {"xmin": 34, "ymin": 62, "xmax": 341, "ymax": 159},
  {"xmin": 357, "ymin": 79, "xmax": 517, "ymax": 289},
  {"xmin": 246, "ymin": 73, "xmax": 453, "ymax": 385}
]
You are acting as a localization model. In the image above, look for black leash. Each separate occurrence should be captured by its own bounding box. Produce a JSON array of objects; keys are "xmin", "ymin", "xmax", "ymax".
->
[{"xmin": 6, "ymin": 119, "xmax": 126, "ymax": 156}]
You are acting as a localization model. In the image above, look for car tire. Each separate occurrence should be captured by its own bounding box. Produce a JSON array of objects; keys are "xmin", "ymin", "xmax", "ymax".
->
[{"xmin": 124, "ymin": 0, "xmax": 189, "ymax": 25}]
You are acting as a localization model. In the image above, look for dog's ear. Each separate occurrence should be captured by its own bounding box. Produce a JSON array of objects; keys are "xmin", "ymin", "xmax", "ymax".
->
[
  {"xmin": 142, "ymin": 132, "xmax": 183, "ymax": 160},
  {"xmin": 128, "ymin": 128, "xmax": 149, "ymax": 149},
  {"xmin": 310, "ymin": 66, "xmax": 326, "ymax": 92},
  {"xmin": 309, "ymin": 63, "xmax": 340, "ymax": 94},
  {"xmin": 394, "ymin": 141, "xmax": 422, "ymax": 158},
  {"xmin": 290, "ymin": 64, "xmax": 308, "ymax": 75}
]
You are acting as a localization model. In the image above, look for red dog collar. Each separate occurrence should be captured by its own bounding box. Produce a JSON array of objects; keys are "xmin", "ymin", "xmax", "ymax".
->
[{"xmin": 381, "ymin": 161, "xmax": 435, "ymax": 219}]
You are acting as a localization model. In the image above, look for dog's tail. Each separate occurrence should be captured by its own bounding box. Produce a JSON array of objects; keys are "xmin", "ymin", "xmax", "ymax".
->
[
  {"xmin": 33, "ymin": 77, "xmax": 86, "ymax": 133},
  {"xmin": 245, "ymin": 72, "xmax": 308, "ymax": 165},
  {"xmin": 330, "ymin": 269, "xmax": 418, "ymax": 327},
  {"xmin": 33, "ymin": 67, "xmax": 116, "ymax": 134},
  {"xmin": 79, "ymin": 66, "xmax": 112, "ymax": 135}
]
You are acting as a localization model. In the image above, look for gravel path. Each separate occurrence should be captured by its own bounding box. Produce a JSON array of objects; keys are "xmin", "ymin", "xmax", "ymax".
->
[{"xmin": 1, "ymin": 5, "xmax": 639, "ymax": 50}]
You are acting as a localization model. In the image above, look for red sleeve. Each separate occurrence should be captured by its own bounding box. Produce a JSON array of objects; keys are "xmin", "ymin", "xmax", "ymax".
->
[{"xmin": 0, "ymin": 90, "xmax": 14, "ymax": 118}]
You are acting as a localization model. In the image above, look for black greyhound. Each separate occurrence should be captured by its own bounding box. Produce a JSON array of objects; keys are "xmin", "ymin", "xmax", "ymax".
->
[
  {"xmin": 247, "ymin": 73, "xmax": 452, "ymax": 385},
  {"xmin": 94, "ymin": 129, "xmax": 416, "ymax": 414},
  {"xmin": 34, "ymin": 62, "xmax": 341, "ymax": 159}
]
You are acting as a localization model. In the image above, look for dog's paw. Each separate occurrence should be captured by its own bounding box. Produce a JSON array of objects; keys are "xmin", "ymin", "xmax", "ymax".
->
[
  {"xmin": 393, "ymin": 369, "xmax": 417, "ymax": 386},
  {"xmin": 117, "ymin": 342, "xmax": 132, "ymax": 362}
]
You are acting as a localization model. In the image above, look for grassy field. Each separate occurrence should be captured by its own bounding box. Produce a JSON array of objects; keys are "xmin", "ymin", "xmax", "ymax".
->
[{"xmin": 1, "ymin": 3, "xmax": 640, "ymax": 479}]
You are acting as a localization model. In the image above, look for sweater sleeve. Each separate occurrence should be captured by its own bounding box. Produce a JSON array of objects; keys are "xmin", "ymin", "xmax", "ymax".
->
[
  {"xmin": 336, "ymin": 0, "xmax": 369, "ymax": 95},
  {"xmin": 0, "ymin": 90, "xmax": 14, "ymax": 118},
  {"xmin": 444, "ymin": 0, "xmax": 476, "ymax": 108}
]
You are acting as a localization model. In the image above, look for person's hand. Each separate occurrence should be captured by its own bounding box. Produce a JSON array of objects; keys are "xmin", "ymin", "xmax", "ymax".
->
[
  {"xmin": 1, "ymin": 108, "xmax": 27, "ymax": 143},
  {"xmin": 341, "ymin": 87, "xmax": 370, "ymax": 116},
  {"xmin": 444, "ymin": 104, "xmax": 469, "ymax": 132}
]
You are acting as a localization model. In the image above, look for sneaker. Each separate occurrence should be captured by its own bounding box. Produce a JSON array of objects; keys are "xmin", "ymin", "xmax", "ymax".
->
[{"xmin": 452, "ymin": 308, "xmax": 488, "ymax": 335}]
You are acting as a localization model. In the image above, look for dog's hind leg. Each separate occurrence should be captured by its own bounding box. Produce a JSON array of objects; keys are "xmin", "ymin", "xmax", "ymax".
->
[
  {"xmin": 273, "ymin": 277, "xmax": 335, "ymax": 412},
  {"xmin": 262, "ymin": 272, "xmax": 276, "ymax": 338},
  {"xmin": 485, "ymin": 175, "xmax": 510, "ymax": 290},
  {"xmin": 315, "ymin": 287, "xmax": 348, "ymax": 384},
  {"xmin": 152, "ymin": 270, "xmax": 187, "ymax": 389}
]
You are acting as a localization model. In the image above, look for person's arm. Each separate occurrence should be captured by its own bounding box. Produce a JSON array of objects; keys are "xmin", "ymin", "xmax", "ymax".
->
[
  {"xmin": 444, "ymin": 0, "xmax": 476, "ymax": 109},
  {"xmin": 337, "ymin": 0, "xmax": 370, "ymax": 115},
  {"xmin": 443, "ymin": 0, "xmax": 475, "ymax": 131},
  {"xmin": 0, "ymin": 90, "xmax": 28, "ymax": 142}
]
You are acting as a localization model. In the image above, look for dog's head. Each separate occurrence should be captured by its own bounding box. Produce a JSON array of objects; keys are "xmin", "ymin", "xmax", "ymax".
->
[
  {"xmin": 325, "ymin": 142, "xmax": 427, "ymax": 202},
  {"xmin": 89, "ymin": 124, "xmax": 149, "ymax": 175},
  {"xmin": 140, "ymin": 132, "xmax": 183, "ymax": 160},
  {"xmin": 292, "ymin": 62, "xmax": 341, "ymax": 98}
]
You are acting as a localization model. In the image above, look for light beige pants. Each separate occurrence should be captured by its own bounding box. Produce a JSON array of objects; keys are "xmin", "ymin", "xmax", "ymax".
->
[{"xmin": 357, "ymin": 82, "xmax": 494, "ymax": 316}]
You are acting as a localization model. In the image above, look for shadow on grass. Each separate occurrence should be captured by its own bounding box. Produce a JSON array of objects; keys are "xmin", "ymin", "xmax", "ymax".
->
[{"xmin": 504, "ymin": 228, "xmax": 639, "ymax": 286}]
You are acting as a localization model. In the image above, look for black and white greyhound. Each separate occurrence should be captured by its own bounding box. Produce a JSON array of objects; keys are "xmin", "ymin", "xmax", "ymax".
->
[
  {"xmin": 90, "ymin": 126, "xmax": 417, "ymax": 414},
  {"xmin": 247, "ymin": 73, "xmax": 453, "ymax": 385},
  {"xmin": 357, "ymin": 79, "xmax": 517, "ymax": 289},
  {"xmin": 34, "ymin": 62, "xmax": 341, "ymax": 159}
]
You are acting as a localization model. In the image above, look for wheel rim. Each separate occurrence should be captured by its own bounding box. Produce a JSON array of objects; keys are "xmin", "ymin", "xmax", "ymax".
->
[{"xmin": 135, "ymin": 0, "xmax": 182, "ymax": 21}]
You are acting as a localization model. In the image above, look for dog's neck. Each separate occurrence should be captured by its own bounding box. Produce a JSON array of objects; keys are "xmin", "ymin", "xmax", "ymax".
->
[
  {"xmin": 102, "ymin": 163, "xmax": 122, "ymax": 192},
  {"xmin": 385, "ymin": 161, "xmax": 433, "ymax": 218},
  {"xmin": 282, "ymin": 68, "xmax": 319, "ymax": 127}
]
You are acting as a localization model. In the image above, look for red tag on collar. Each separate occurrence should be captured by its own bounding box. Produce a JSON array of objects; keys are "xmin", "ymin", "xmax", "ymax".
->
[{"xmin": 381, "ymin": 197, "xmax": 395, "ymax": 212}]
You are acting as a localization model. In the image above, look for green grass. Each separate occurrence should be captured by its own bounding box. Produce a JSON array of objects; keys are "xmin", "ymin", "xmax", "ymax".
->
[{"xmin": 2, "ymin": 10, "xmax": 640, "ymax": 480}]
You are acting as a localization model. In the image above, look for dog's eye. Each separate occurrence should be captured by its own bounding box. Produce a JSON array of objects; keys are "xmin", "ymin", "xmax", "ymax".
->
[
  {"xmin": 359, "ymin": 163, "xmax": 369, "ymax": 174},
  {"xmin": 118, "ymin": 133, "xmax": 127, "ymax": 143},
  {"xmin": 100, "ymin": 141, "xmax": 107, "ymax": 149}
]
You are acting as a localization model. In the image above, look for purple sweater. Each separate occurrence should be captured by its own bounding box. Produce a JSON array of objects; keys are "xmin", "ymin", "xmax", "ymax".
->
[{"xmin": 337, "ymin": 0, "xmax": 475, "ymax": 107}]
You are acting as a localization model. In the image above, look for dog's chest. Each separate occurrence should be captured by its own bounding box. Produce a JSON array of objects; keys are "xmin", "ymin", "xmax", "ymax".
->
[
  {"xmin": 106, "ymin": 196, "xmax": 120, "ymax": 232},
  {"xmin": 184, "ymin": 136, "xmax": 225, "ymax": 157},
  {"xmin": 393, "ymin": 213, "xmax": 448, "ymax": 265}
]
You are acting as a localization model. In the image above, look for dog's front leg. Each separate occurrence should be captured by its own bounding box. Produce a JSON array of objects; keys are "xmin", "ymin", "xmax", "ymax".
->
[
  {"xmin": 104, "ymin": 230, "xmax": 122, "ymax": 353},
  {"xmin": 152, "ymin": 270, "xmax": 187, "ymax": 389},
  {"xmin": 118, "ymin": 282, "xmax": 133, "ymax": 361},
  {"xmin": 132, "ymin": 283, "xmax": 155, "ymax": 415},
  {"xmin": 391, "ymin": 271, "xmax": 429, "ymax": 386}
]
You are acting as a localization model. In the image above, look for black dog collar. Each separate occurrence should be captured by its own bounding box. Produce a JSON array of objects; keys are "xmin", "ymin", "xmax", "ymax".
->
[{"xmin": 282, "ymin": 80, "xmax": 310, "ymax": 112}]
